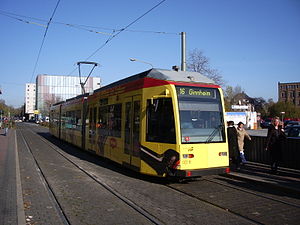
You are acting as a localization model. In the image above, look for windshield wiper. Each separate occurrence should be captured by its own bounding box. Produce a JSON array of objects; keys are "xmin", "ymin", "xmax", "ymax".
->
[{"xmin": 205, "ymin": 125, "xmax": 223, "ymax": 143}]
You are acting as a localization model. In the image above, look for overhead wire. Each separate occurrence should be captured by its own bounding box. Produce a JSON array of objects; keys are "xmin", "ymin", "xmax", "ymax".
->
[
  {"xmin": 84, "ymin": 0, "xmax": 168, "ymax": 61},
  {"xmin": 0, "ymin": 12, "xmax": 47, "ymax": 27},
  {"xmin": 29, "ymin": 0, "xmax": 61, "ymax": 83},
  {"xmin": 0, "ymin": 9, "xmax": 178, "ymax": 36},
  {"xmin": 1, "ymin": 0, "xmax": 170, "ymax": 77}
]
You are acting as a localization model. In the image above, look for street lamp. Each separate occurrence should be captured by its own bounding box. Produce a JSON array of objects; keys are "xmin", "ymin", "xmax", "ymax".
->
[
  {"xmin": 129, "ymin": 58, "xmax": 153, "ymax": 68},
  {"xmin": 280, "ymin": 111, "xmax": 285, "ymax": 122}
]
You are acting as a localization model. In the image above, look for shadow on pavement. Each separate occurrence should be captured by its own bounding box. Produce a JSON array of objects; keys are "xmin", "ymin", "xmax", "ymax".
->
[{"xmin": 36, "ymin": 131, "xmax": 170, "ymax": 185}]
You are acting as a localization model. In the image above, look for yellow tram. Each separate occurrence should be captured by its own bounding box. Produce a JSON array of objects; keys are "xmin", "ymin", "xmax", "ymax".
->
[{"xmin": 50, "ymin": 69, "xmax": 229, "ymax": 178}]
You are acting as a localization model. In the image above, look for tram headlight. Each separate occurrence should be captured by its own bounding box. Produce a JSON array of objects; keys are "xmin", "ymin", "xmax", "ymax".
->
[{"xmin": 183, "ymin": 154, "xmax": 194, "ymax": 158}]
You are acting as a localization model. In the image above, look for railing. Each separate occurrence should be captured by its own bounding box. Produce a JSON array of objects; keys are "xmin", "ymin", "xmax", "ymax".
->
[{"xmin": 244, "ymin": 136, "xmax": 300, "ymax": 170}]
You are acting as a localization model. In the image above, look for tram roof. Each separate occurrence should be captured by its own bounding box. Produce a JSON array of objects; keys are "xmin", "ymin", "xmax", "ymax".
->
[
  {"xmin": 53, "ymin": 69, "xmax": 216, "ymax": 106},
  {"xmin": 94, "ymin": 68, "xmax": 215, "ymax": 94}
]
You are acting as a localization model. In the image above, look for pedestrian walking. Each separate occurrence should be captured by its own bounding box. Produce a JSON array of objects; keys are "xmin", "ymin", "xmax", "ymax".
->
[
  {"xmin": 227, "ymin": 121, "xmax": 239, "ymax": 169},
  {"xmin": 236, "ymin": 122, "xmax": 251, "ymax": 164},
  {"xmin": 265, "ymin": 117, "xmax": 286, "ymax": 174},
  {"xmin": 4, "ymin": 119, "xmax": 9, "ymax": 136}
]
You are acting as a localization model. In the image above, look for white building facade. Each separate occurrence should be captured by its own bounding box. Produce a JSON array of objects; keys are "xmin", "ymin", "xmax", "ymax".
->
[
  {"xmin": 25, "ymin": 83, "xmax": 36, "ymax": 118},
  {"xmin": 36, "ymin": 74, "xmax": 101, "ymax": 115}
]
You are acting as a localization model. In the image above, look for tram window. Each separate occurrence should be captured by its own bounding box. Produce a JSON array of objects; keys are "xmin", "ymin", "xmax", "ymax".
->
[
  {"xmin": 64, "ymin": 110, "xmax": 82, "ymax": 130},
  {"xmin": 75, "ymin": 110, "xmax": 82, "ymax": 129},
  {"xmin": 146, "ymin": 98, "xmax": 176, "ymax": 144},
  {"xmin": 98, "ymin": 106, "xmax": 109, "ymax": 132},
  {"xmin": 108, "ymin": 104, "xmax": 122, "ymax": 137}
]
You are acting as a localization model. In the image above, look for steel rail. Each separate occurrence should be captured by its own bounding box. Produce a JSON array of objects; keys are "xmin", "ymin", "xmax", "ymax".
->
[
  {"xmin": 22, "ymin": 125, "xmax": 163, "ymax": 225},
  {"xmin": 203, "ymin": 176, "xmax": 300, "ymax": 208},
  {"xmin": 165, "ymin": 184, "xmax": 263, "ymax": 225},
  {"xmin": 18, "ymin": 127, "xmax": 71, "ymax": 225}
]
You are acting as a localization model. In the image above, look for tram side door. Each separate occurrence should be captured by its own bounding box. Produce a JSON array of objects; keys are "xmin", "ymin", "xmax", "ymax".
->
[
  {"xmin": 124, "ymin": 95, "xmax": 141, "ymax": 171},
  {"xmin": 81, "ymin": 98, "xmax": 88, "ymax": 151}
]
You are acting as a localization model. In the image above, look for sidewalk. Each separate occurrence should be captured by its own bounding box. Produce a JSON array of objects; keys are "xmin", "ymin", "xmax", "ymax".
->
[
  {"xmin": 227, "ymin": 161, "xmax": 300, "ymax": 195},
  {"xmin": 0, "ymin": 129, "xmax": 24, "ymax": 225}
]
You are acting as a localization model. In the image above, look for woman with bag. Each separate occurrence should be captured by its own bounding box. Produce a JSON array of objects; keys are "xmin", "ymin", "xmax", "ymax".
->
[
  {"xmin": 237, "ymin": 122, "xmax": 251, "ymax": 164},
  {"xmin": 265, "ymin": 117, "xmax": 286, "ymax": 174}
]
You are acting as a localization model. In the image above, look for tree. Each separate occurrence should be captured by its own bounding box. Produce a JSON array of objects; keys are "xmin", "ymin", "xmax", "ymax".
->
[
  {"xmin": 223, "ymin": 85, "xmax": 246, "ymax": 111},
  {"xmin": 0, "ymin": 99, "xmax": 24, "ymax": 118},
  {"xmin": 187, "ymin": 49, "xmax": 225, "ymax": 86},
  {"xmin": 41, "ymin": 94, "xmax": 62, "ymax": 116},
  {"xmin": 268, "ymin": 101, "xmax": 300, "ymax": 119}
]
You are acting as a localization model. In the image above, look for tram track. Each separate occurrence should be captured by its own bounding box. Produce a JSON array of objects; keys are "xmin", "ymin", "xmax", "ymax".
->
[
  {"xmin": 21, "ymin": 125, "xmax": 259, "ymax": 224},
  {"xmin": 18, "ymin": 124, "xmax": 300, "ymax": 225},
  {"xmin": 203, "ymin": 177, "xmax": 300, "ymax": 209},
  {"xmin": 165, "ymin": 175, "xmax": 300, "ymax": 225},
  {"xmin": 165, "ymin": 183, "xmax": 263, "ymax": 225},
  {"xmin": 18, "ymin": 125, "xmax": 163, "ymax": 225},
  {"xmin": 18, "ymin": 128, "xmax": 71, "ymax": 225}
]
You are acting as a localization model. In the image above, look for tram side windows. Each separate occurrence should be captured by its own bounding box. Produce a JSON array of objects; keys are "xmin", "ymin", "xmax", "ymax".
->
[
  {"xmin": 89, "ymin": 107, "xmax": 97, "ymax": 136},
  {"xmin": 65, "ymin": 110, "xmax": 82, "ymax": 130},
  {"xmin": 98, "ymin": 106, "xmax": 108, "ymax": 133},
  {"xmin": 65, "ymin": 111, "xmax": 74, "ymax": 129},
  {"xmin": 146, "ymin": 98, "xmax": 176, "ymax": 144},
  {"xmin": 75, "ymin": 110, "xmax": 82, "ymax": 130},
  {"xmin": 108, "ymin": 104, "xmax": 122, "ymax": 138}
]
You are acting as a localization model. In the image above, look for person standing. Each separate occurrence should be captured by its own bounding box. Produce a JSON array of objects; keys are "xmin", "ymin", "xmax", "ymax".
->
[
  {"xmin": 265, "ymin": 117, "xmax": 286, "ymax": 174},
  {"xmin": 237, "ymin": 122, "xmax": 251, "ymax": 164},
  {"xmin": 4, "ymin": 119, "xmax": 9, "ymax": 136},
  {"xmin": 227, "ymin": 121, "xmax": 239, "ymax": 169}
]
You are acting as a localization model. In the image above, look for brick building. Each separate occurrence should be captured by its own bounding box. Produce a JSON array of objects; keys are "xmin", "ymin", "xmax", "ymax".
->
[{"xmin": 278, "ymin": 82, "xmax": 300, "ymax": 107}]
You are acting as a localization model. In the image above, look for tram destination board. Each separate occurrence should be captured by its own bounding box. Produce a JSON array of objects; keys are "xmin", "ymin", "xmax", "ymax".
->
[{"xmin": 176, "ymin": 86, "xmax": 217, "ymax": 99}]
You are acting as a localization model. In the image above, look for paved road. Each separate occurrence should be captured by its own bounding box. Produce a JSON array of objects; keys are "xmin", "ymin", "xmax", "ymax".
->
[{"xmin": 1, "ymin": 123, "xmax": 300, "ymax": 225}]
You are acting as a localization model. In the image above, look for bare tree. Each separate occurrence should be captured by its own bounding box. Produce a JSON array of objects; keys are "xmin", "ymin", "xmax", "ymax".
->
[
  {"xmin": 41, "ymin": 95, "xmax": 62, "ymax": 116},
  {"xmin": 187, "ymin": 49, "xmax": 225, "ymax": 86}
]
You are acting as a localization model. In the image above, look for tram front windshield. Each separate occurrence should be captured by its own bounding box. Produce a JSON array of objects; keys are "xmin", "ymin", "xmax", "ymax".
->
[{"xmin": 176, "ymin": 86, "xmax": 225, "ymax": 144}]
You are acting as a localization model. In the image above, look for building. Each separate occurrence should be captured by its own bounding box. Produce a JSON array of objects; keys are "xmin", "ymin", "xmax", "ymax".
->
[
  {"xmin": 36, "ymin": 74, "xmax": 101, "ymax": 115},
  {"xmin": 278, "ymin": 82, "xmax": 300, "ymax": 107},
  {"xmin": 230, "ymin": 92, "xmax": 254, "ymax": 112},
  {"xmin": 25, "ymin": 83, "xmax": 36, "ymax": 119}
]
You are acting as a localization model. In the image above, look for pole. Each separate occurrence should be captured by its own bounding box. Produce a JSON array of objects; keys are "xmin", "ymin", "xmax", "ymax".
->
[
  {"xmin": 77, "ymin": 61, "xmax": 98, "ymax": 94},
  {"xmin": 181, "ymin": 32, "xmax": 186, "ymax": 71}
]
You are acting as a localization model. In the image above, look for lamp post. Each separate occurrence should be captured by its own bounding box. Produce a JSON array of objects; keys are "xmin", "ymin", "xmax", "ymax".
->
[
  {"xmin": 129, "ymin": 58, "xmax": 153, "ymax": 68},
  {"xmin": 280, "ymin": 111, "xmax": 285, "ymax": 122}
]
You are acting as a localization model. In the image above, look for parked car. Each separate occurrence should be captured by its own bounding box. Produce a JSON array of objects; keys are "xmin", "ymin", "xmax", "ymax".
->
[
  {"xmin": 284, "ymin": 120, "xmax": 300, "ymax": 127},
  {"xmin": 284, "ymin": 125, "xmax": 300, "ymax": 139},
  {"xmin": 260, "ymin": 119, "xmax": 272, "ymax": 128}
]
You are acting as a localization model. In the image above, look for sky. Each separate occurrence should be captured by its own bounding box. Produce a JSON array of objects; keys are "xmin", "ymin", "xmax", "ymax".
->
[{"xmin": 0, "ymin": 0, "xmax": 299, "ymax": 108}]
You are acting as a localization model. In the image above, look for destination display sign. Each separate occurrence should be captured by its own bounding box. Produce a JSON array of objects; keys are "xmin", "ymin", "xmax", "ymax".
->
[{"xmin": 176, "ymin": 86, "xmax": 216, "ymax": 99}]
